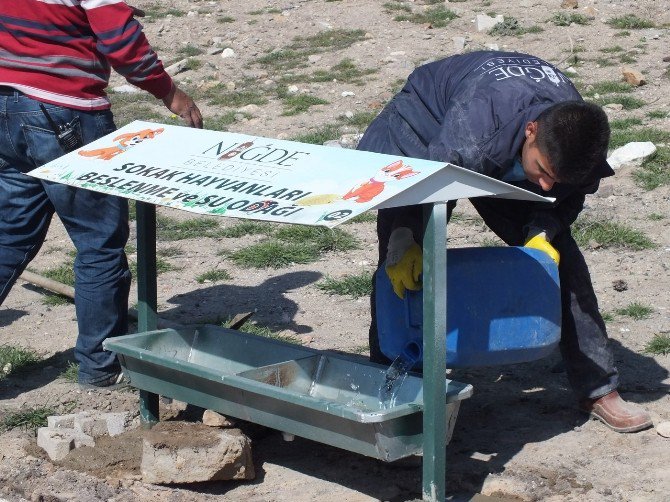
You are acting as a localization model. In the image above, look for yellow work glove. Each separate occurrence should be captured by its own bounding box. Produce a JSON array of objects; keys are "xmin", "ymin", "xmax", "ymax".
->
[
  {"xmin": 385, "ymin": 227, "xmax": 423, "ymax": 299},
  {"xmin": 524, "ymin": 232, "xmax": 560, "ymax": 265}
]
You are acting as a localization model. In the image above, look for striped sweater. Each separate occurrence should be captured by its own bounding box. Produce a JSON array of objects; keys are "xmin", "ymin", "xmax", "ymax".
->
[{"xmin": 0, "ymin": 0, "xmax": 173, "ymax": 110}]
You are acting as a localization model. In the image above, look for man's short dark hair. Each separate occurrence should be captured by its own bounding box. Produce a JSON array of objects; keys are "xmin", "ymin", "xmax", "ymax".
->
[{"xmin": 535, "ymin": 101, "xmax": 610, "ymax": 185}]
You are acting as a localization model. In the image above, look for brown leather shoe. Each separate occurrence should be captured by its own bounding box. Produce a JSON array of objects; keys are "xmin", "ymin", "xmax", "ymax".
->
[{"xmin": 579, "ymin": 390, "xmax": 653, "ymax": 433}]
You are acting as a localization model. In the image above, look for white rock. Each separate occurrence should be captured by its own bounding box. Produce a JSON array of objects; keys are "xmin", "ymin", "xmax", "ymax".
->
[
  {"xmin": 656, "ymin": 421, "xmax": 670, "ymax": 438},
  {"xmin": 287, "ymin": 85, "xmax": 299, "ymax": 94},
  {"xmin": 389, "ymin": 51, "xmax": 406, "ymax": 56},
  {"xmin": 607, "ymin": 142, "xmax": 657, "ymax": 169},
  {"xmin": 452, "ymin": 36, "xmax": 466, "ymax": 51},
  {"xmin": 486, "ymin": 43, "xmax": 499, "ymax": 51},
  {"xmin": 187, "ymin": 11, "xmax": 197, "ymax": 17},
  {"xmin": 344, "ymin": 110, "xmax": 354, "ymax": 119},
  {"xmin": 221, "ymin": 48, "xmax": 236, "ymax": 59},
  {"xmin": 112, "ymin": 84, "xmax": 141, "ymax": 94},
  {"xmin": 475, "ymin": 14, "xmax": 504, "ymax": 32},
  {"xmin": 341, "ymin": 91, "xmax": 355, "ymax": 97},
  {"xmin": 165, "ymin": 58, "xmax": 190, "ymax": 76}
]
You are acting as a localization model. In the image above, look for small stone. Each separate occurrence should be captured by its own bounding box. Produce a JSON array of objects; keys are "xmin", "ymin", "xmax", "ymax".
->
[
  {"xmin": 165, "ymin": 58, "xmax": 190, "ymax": 76},
  {"xmin": 604, "ymin": 103, "xmax": 624, "ymax": 112},
  {"xmin": 582, "ymin": 6, "xmax": 598, "ymax": 18},
  {"xmin": 561, "ymin": 0, "xmax": 578, "ymax": 9},
  {"xmin": 207, "ymin": 47, "xmax": 223, "ymax": 55},
  {"xmin": 220, "ymin": 48, "xmax": 236, "ymax": 59},
  {"xmin": 202, "ymin": 410, "xmax": 235, "ymax": 427},
  {"xmin": 475, "ymin": 14, "xmax": 504, "ymax": 32},
  {"xmin": 112, "ymin": 84, "xmax": 141, "ymax": 94},
  {"xmin": 287, "ymin": 85, "xmax": 299, "ymax": 94},
  {"xmin": 621, "ymin": 67, "xmax": 646, "ymax": 86},
  {"xmin": 486, "ymin": 43, "xmax": 499, "ymax": 51},
  {"xmin": 656, "ymin": 421, "xmax": 670, "ymax": 438},
  {"xmin": 341, "ymin": 91, "xmax": 355, "ymax": 97},
  {"xmin": 612, "ymin": 279, "xmax": 628, "ymax": 292},
  {"xmin": 225, "ymin": 81, "xmax": 236, "ymax": 91},
  {"xmin": 452, "ymin": 36, "xmax": 466, "ymax": 52}
]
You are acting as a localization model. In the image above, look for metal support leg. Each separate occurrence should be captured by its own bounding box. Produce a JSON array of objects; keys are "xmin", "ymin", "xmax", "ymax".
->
[
  {"xmin": 136, "ymin": 201, "xmax": 159, "ymax": 427},
  {"xmin": 422, "ymin": 203, "xmax": 448, "ymax": 501}
]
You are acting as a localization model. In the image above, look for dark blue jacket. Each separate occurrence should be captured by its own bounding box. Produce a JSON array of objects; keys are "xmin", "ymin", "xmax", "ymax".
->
[{"xmin": 358, "ymin": 51, "xmax": 614, "ymax": 238}]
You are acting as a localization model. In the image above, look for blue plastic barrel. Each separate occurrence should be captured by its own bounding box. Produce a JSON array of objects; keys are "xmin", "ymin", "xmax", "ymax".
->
[{"xmin": 376, "ymin": 246, "xmax": 561, "ymax": 368}]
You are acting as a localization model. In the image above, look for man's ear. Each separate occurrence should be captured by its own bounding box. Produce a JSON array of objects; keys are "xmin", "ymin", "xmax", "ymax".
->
[{"xmin": 525, "ymin": 121, "xmax": 538, "ymax": 142}]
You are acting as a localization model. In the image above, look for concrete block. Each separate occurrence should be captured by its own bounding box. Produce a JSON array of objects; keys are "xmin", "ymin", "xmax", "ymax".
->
[
  {"xmin": 47, "ymin": 414, "xmax": 76, "ymax": 429},
  {"xmin": 37, "ymin": 427, "xmax": 75, "ymax": 461},
  {"xmin": 73, "ymin": 410, "xmax": 129, "ymax": 438},
  {"xmin": 74, "ymin": 412, "xmax": 108, "ymax": 439},
  {"xmin": 102, "ymin": 412, "xmax": 131, "ymax": 436},
  {"xmin": 141, "ymin": 421, "xmax": 254, "ymax": 484},
  {"xmin": 73, "ymin": 430, "xmax": 95, "ymax": 449}
]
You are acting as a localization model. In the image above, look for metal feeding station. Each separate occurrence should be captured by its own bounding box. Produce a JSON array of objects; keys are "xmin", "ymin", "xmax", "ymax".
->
[{"xmin": 32, "ymin": 122, "xmax": 559, "ymax": 501}]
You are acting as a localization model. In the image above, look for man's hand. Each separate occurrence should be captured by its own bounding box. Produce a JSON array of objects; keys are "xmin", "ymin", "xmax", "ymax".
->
[
  {"xmin": 385, "ymin": 227, "xmax": 423, "ymax": 299},
  {"xmin": 162, "ymin": 84, "xmax": 203, "ymax": 128},
  {"xmin": 525, "ymin": 233, "xmax": 560, "ymax": 265}
]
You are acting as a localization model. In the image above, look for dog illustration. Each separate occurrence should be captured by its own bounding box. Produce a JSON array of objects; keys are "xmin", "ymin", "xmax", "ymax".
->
[
  {"xmin": 78, "ymin": 128, "xmax": 164, "ymax": 160},
  {"xmin": 342, "ymin": 160, "xmax": 419, "ymax": 203}
]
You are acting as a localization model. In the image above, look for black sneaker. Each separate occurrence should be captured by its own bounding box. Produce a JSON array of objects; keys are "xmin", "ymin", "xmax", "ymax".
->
[{"xmin": 78, "ymin": 372, "xmax": 127, "ymax": 390}]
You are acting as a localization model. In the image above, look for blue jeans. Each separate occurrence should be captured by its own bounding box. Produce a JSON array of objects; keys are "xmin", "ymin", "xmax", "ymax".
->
[{"xmin": 0, "ymin": 90, "xmax": 131, "ymax": 385}]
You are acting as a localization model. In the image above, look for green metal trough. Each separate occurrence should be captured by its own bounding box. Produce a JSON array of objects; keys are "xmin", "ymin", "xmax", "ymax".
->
[{"xmin": 104, "ymin": 325, "xmax": 472, "ymax": 462}]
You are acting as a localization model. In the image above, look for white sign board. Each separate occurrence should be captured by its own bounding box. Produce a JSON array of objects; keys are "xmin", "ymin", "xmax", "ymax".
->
[{"xmin": 29, "ymin": 120, "xmax": 552, "ymax": 227}]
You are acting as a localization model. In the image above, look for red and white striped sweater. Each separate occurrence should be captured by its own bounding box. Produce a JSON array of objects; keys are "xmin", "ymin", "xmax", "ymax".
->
[{"xmin": 0, "ymin": 0, "xmax": 173, "ymax": 110}]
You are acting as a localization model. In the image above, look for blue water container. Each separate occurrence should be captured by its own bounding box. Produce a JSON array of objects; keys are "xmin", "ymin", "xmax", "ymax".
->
[{"xmin": 376, "ymin": 247, "xmax": 561, "ymax": 368}]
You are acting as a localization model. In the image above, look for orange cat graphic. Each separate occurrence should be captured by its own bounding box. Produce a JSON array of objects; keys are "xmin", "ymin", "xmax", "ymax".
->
[
  {"xmin": 342, "ymin": 160, "xmax": 419, "ymax": 203},
  {"xmin": 78, "ymin": 128, "xmax": 164, "ymax": 160}
]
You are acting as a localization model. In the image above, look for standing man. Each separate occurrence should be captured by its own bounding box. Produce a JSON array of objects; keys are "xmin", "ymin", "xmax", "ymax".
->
[
  {"xmin": 358, "ymin": 51, "xmax": 652, "ymax": 433},
  {"xmin": 0, "ymin": 1, "xmax": 202, "ymax": 388}
]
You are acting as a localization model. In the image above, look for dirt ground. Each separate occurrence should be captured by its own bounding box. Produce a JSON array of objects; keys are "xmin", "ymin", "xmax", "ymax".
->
[{"xmin": 1, "ymin": 0, "xmax": 669, "ymax": 501}]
